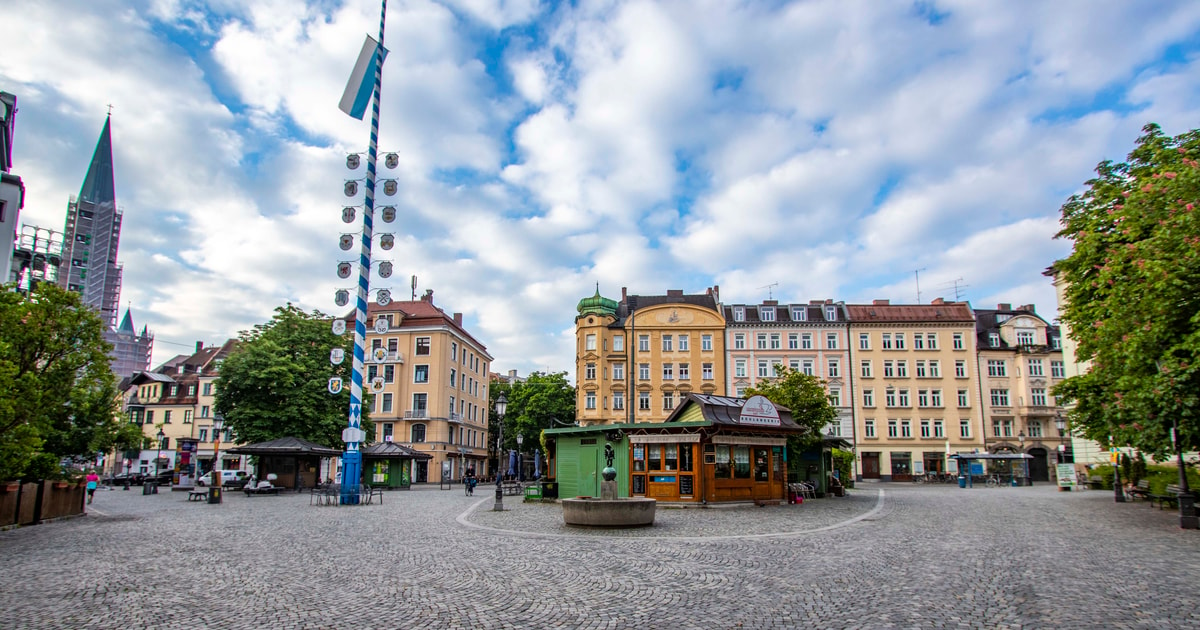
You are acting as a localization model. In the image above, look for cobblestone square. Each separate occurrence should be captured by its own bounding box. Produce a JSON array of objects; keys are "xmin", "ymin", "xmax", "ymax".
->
[{"xmin": 1, "ymin": 483, "xmax": 1198, "ymax": 629}]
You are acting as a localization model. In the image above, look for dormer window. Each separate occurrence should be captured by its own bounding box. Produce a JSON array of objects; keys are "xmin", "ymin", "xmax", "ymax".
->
[
  {"xmin": 1016, "ymin": 330, "xmax": 1035, "ymax": 346},
  {"xmin": 824, "ymin": 306, "xmax": 837, "ymax": 321},
  {"xmin": 791, "ymin": 307, "xmax": 806, "ymax": 322},
  {"xmin": 759, "ymin": 307, "xmax": 775, "ymax": 322},
  {"xmin": 1051, "ymin": 336, "xmax": 1061, "ymax": 350},
  {"xmin": 178, "ymin": 365, "xmax": 185, "ymax": 374},
  {"xmin": 733, "ymin": 307, "xmax": 744, "ymax": 322},
  {"xmin": 989, "ymin": 333, "xmax": 1000, "ymax": 348}
]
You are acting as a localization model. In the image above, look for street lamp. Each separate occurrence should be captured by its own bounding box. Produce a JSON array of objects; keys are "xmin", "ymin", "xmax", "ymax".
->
[
  {"xmin": 153, "ymin": 428, "xmax": 165, "ymax": 494},
  {"xmin": 516, "ymin": 433, "xmax": 524, "ymax": 482},
  {"xmin": 1110, "ymin": 435, "xmax": 1125, "ymax": 503},
  {"xmin": 1017, "ymin": 431, "xmax": 1026, "ymax": 486},
  {"xmin": 493, "ymin": 393, "xmax": 507, "ymax": 512},
  {"xmin": 209, "ymin": 414, "xmax": 224, "ymax": 504}
]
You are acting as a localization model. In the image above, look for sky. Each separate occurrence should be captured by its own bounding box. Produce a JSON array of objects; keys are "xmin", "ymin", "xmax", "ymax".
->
[{"xmin": 3, "ymin": 0, "xmax": 1199, "ymax": 378}]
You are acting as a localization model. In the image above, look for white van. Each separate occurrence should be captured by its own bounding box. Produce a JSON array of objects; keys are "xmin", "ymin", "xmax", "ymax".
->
[{"xmin": 196, "ymin": 470, "xmax": 249, "ymax": 488}]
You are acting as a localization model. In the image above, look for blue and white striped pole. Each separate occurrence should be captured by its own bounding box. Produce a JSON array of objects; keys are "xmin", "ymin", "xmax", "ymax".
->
[{"xmin": 341, "ymin": 0, "xmax": 387, "ymax": 505}]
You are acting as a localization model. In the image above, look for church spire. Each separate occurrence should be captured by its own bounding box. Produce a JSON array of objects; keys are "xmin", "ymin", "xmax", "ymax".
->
[
  {"xmin": 118, "ymin": 307, "xmax": 135, "ymax": 334},
  {"xmin": 78, "ymin": 114, "xmax": 115, "ymax": 206}
]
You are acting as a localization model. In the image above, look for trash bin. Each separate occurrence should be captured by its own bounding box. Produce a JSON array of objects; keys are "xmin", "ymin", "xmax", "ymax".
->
[
  {"xmin": 958, "ymin": 476, "xmax": 967, "ymax": 488},
  {"xmin": 207, "ymin": 486, "xmax": 222, "ymax": 504},
  {"xmin": 142, "ymin": 482, "xmax": 158, "ymax": 495},
  {"xmin": 540, "ymin": 481, "xmax": 558, "ymax": 499}
]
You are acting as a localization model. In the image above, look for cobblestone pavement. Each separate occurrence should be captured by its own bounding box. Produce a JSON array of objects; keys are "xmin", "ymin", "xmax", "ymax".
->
[{"xmin": 1, "ymin": 483, "xmax": 1198, "ymax": 629}]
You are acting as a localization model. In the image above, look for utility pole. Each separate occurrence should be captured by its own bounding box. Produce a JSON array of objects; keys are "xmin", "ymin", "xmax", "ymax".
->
[{"xmin": 913, "ymin": 268, "xmax": 927, "ymax": 304}]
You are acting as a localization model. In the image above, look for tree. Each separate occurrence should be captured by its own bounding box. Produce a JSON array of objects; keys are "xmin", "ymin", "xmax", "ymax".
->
[
  {"xmin": 745, "ymin": 365, "xmax": 839, "ymax": 462},
  {"xmin": 1052, "ymin": 124, "xmax": 1200, "ymax": 458},
  {"xmin": 214, "ymin": 304, "xmax": 370, "ymax": 448},
  {"xmin": 0, "ymin": 283, "xmax": 124, "ymax": 480},
  {"xmin": 489, "ymin": 371, "xmax": 575, "ymax": 452}
]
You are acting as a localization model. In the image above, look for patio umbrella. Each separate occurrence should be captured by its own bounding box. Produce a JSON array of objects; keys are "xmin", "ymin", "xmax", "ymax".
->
[
  {"xmin": 534, "ymin": 450, "xmax": 541, "ymax": 479},
  {"xmin": 508, "ymin": 449, "xmax": 517, "ymax": 477}
]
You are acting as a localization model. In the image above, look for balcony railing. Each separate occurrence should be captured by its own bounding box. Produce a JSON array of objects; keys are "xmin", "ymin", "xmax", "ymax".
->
[{"xmin": 404, "ymin": 410, "xmax": 428, "ymax": 419}]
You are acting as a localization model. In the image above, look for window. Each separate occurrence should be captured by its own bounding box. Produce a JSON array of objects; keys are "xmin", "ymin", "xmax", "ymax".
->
[
  {"xmin": 952, "ymin": 333, "xmax": 965, "ymax": 350},
  {"xmin": 733, "ymin": 306, "xmax": 744, "ymax": 322},
  {"xmin": 787, "ymin": 333, "xmax": 799, "ymax": 350},
  {"xmin": 414, "ymin": 365, "xmax": 429, "ymax": 383},
  {"xmin": 1028, "ymin": 359, "xmax": 1044, "ymax": 377},
  {"xmin": 882, "ymin": 333, "xmax": 892, "ymax": 349},
  {"xmin": 1031, "ymin": 388, "xmax": 1047, "ymax": 406},
  {"xmin": 368, "ymin": 365, "xmax": 378, "ymax": 382},
  {"xmin": 826, "ymin": 333, "xmax": 838, "ymax": 349},
  {"xmin": 662, "ymin": 392, "xmax": 675, "ymax": 410},
  {"xmin": 934, "ymin": 420, "xmax": 945, "ymax": 438},
  {"xmin": 412, "ymin": 424, "xmax": 426, "ymax": 442},
  {"xmin": 896, "ymin": 361, "xmax": 908, "ymax": 378},
  {"xmin": 926, "ymin": 333, "xmax": 938, "ymax": 349},
  {"xmin": 662, "ymin": 335, "xmax": 674, "ymax": 352},
  {"xmin": 734, "ymin": 334, "xmax": 746, "ymax": 350},
  {"xmin": 586, "ymin": 334, "xmax": 596, "ymax": 350},
  {"xmin": 863, "ymin": 389, "xmax": 875, "ymax": 407},
  {"xmin": 162, "ymin": 410, "xmax": 172, "ymax": 424},
  {"xmin": 770, "ymin": 333, "xmax": 781, "ymax": 349},
  {"xmin": 202, "ymin": 383, "xmax": 212, "ymax": 396},
  {"xmin": 757, "ymin": 334, "xmax": 768, "ymax": 350},
  {"xmin": 898, "ymin": 389, "xmax": 910, "ymax": 407},
  {"xmin": 389, "ymin": 338, "xmax": 399, "ymax": 356},
  {"xmin": 184, "ymin": 410, "xmax": 192, "ymax": 424},
  {"xmin": 885, "ymin": 389, "xmax": 897, "ymax": 407},
  {"xmin": 1052, "ymin": 336, "xmax": 1061, "ymax": 350},
  {"xmin": 586, "ymin": 363, "xmax": 596, "ymax": 380},
  {"xmin": 989, "ymin": 333, "xmax": 1000, "ymax": 347},
  {"xmin": 960, "ymin": 419, "xmax": 971, "ymax": 438},
  {"xmin": 859, "ymin": 333, "xmax": 870, "ymax": 349},
  {"xmin": 679, "ymin": 335, "xmax": 689, "ymax": 351},
  {"xmin": 801, "ymin": 359, "xmax": 814, "ymax": 376},
  {"xmin": 895, "ymin": 333, "xmax": 906, "ymax": 349},
  {"xmin": 702, "ymin": 363, "xmax": 713, "ymax": 379},
  {"xmin": 188, "ymin": 385, "xmax": 196, "ymax": 396},
  {"xmin": 639, "ymin": 335, "xmax": 650, "ymax": 352},
  {"xmin": 416, "ymin": 337, "xmax": 431, "ymax": 355},
  {"xmin": 1017, "ymin": 330, "xmax": 1036, "ymax": 346},
  {"xmin": 929, "ymin": 360, "xmax": 941, "ymax": 378},
  {"xmin": 663, "ymin": 364, "xmax": 675, "ymax": 380},
  {"xmin": 920, "ymin": 420, "xmax": 931, "ymax": 438},
  {"xmin": 865, "ymin": 419, "xmax": 876, "ymax": 438},
  {"xmin": 146, "ymin": 410, "xmax": 155, "ymax": 424},
  {"xmin": 918, "ymin": 390, "xmax": 930, "ymax": 407},
  {"xmin": 586, "ymin": 392, "xmax": 596, "ymax": 409},
  {"xmin": 990, "ymin": 389, "xmax": 1010, "ymax": 407},
  {"xmin": 679, "ymin": 363, "xmax": 690, "ymax": 380},
  {"xmin": 827, "ymin": 359, "xmax": 840, "ymax": 378},
  {"xmin": 735, "ymin": 360, "xmax": 747, "ymax": 378},
  {"xmin": 735, "ymin": 386, "xmax": 747, "ymax": 397},
  {"xmin": 701, "ymin": 334, "xmax": 712, "ymax": 351},
  {"xmin": 757, "ymin": 360, "xmax": 770, "ymax": 378},
  {"xmin": 791, "ymin": 307, "xmax": 806, "ymax": 321},
  {"xmin": 916, "ymin": 361, "xmax": 927, "ymax": 378},
  {"xmin": 888, "ymin": 420, "xmax": 898, "ymax": 438},
  {"xmin": 412, "ymin": 393, "xmax": 428, "ymax": 416},
  {"xmin": 639, "ymin": 363, "xmax": 650, "ymax": 380},
  {"xmin": 883, "ymin": 361, "xmax": 895, "ymax": 378},
  {"xmin": 931, "ymin": 390, "xmax": 942, "ymax": 407},
  {"xmin": 451, "ymin": 342, "xmax": 459, "ymax": 360},
  {"xmin": 638, "ymin": 391, "xmax": 651, "ymax": 410},
  {"xmin": 801, "ymin": 333, "xmax": 813, "ymax": 349},
  {"xmin": 992, "ymin": 419, "xmax": 1014, "ymax": 438},
  {"xmin": 200, "ymin": 406, "xmax": 209, "ymax": 418},
  {"xmin": 614, "ymin": 335, "xmax": 625, "ymax": 352},
  {"xmin": 760, "ymin": 307, "xmax": 776, "ymax": 322},
  {"xmin": 382, "ymin": 423, "xmax": 394, "ymax": 441},
  {"xmin": 1051, "ymin": 361, "xmax": 1065, "ymax": 378},
  {"xmin": 987, "ymin": 360, "xmax": 1007, "ymax": 377},
  {"xmin": 613, "ymin": 391, "xmax": 625, "ymax": 410},
  {"xmin": 199, "ymin": 428, "xmax": 208, "ymax": 442},
  {"xmin": 861, "ymin": 360, "xmax": 873, "ymax": 378},
  {"xmin": 828, "ymin": 388, "xmax": 841, "ymax": 406},
  {"xmin": 613, "ymin": 363, "xmax": 625, "ymax": 380},
  {"xmin": 825, "ymin": 306, "xmax": 837, "ymax": 321},
  {"xmin": 957, "ymin": 389, "xmax": 969, "ymax": 407},
  {"xmin": 914, "ymin": 334, "xmax": 925, "ymax": 350},
  {"xmin": 955, "ymin": 360, "xmax": 967, "ymax": 378},
  {"xmin": 381, "ymin": 393, "xmax": 393, "ymax": 413},
  {"xmin": 733, "ymin": 446, "xmax": 751, "ymax": 478},
  {"xmin": 170, "ymin": 385, "xmax": 178, "ymax": 397},
  {"xmin": 1028, "ymin": 420, "xmax": 1043, "ymax": 438}
]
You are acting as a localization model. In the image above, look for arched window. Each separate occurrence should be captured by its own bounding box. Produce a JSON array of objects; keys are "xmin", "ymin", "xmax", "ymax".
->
[{"xmin": 411, "ymin": 423, "xmax": 426, "ymax": 443}]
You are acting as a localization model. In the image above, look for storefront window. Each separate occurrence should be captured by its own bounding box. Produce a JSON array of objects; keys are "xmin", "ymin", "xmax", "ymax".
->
[
  {"xmin": 632, "ymin": 445, "xmax": 645, "ymax": 472},
  {"xmin": 891, "ymin": 452, "xmax": 912, "ymax": 477},
  {"xmin": 665, "ymin": 444, "xmax": 678, "ymax": 471},
  {"xmin": 680, "ymin": 445, "xmax": 693, "ymax": 472},
  {"xmin": 648, "ymin": 445, "xmax": 661, "ymax": 471},
  {"xmin": 734, "ymin": 446, "xmax": 751, "ymax": 479},
  {"xmin": 754, "ymin": 448, "xmax": 769, "ymax": 481},
  {"xmin": 715, "ymin": 445, "xmax": 731, "ymax": 479}
]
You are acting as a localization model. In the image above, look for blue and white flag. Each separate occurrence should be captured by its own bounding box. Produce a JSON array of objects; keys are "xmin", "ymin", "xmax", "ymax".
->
[{"xmin": 339, "ymin": 35, "xmax": 388, "ymax": 119}]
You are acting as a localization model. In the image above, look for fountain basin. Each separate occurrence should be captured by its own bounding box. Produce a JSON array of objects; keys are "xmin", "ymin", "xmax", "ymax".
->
[{"xmin": 562, "ymin": 497, "xmax": 657, "ymax": 528}]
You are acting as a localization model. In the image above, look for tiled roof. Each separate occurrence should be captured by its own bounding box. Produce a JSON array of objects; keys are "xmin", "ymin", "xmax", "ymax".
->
[
  {"xmin": 845, "ymin": 302, "xmax": 974, "ymax": 323},
  {"xmin": 226, "ymin": 436, "xmax": 342, "ymax": 456},
  {"xmin": 361, "ymin": 441, "xmax": 432, "ymax": 459},
  {"xmin": 617, "ymin": 291, "xmax": 720, "ymax": 320},
  {"xmin": 344, "ymin": 297, "xmax": 491, "ymax": 357}
]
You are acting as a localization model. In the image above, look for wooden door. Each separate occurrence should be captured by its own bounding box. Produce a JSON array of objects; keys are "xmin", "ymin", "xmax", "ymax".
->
[
  {"xmin": 862, "ymin": 452, "xmax": 881, "ymax": 479},
  {"xmin": 579, "ymin": 443, "xmax": 599, "ymax": 497}
]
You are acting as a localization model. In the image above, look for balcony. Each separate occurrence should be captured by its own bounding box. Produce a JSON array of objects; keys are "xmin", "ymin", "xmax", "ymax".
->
[{"xmin": 404, "ymin": 410, "xmax": 428, "ymax": 419}]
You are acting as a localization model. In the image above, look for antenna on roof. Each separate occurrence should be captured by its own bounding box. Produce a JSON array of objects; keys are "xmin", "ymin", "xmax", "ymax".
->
[
  {"xmin": 913, "ymin": 268, "xmax": 927, "ymax": 303},
  {"xmin": 411, "ymin": 275, "xmax": 417, "ymax": 301},
  {"xmin": 937, "ymin": 277, "xmax": 969, "ymax": 301},
  {"xmin": 758, "ymin": 282, "xmax": 779, "ymax": 300}
]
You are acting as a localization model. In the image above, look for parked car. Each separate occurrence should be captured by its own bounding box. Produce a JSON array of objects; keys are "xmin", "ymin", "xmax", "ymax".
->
[
  {"xmin": 107, "ymin": 472, "xmax": 145, "ymax": 486},
  {"xmin": 196, "ymin": 470, "xmax": 250, "ymax": 489},
  {"xmin": 151, "ymin": 470, "xmax": 175, "ymax": 486}
]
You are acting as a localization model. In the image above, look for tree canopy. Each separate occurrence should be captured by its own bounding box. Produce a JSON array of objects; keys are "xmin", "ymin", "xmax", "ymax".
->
[
  {"xmin": 745, "ymin": 364, "xmax": 839, "ymax": 449},
  {"xmin": 1052, "ymin": 124, "xmax": 1200, "ymax": 458},
  {"xmin": 0, "ymin": 283, "xmax": 132, "ymax": 480},
  {"xmin": 488, "ymin": 371, "xmax": 575, "ymax": 453},
  {"xmin": 214, "ymin": 304, "xmax": 369, "ymax": 448}
]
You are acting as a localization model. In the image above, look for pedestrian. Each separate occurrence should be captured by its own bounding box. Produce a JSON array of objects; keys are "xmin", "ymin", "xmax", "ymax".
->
[{"xmin": 86, "ymin": 470, "xmax": 100, "ymax": 504}]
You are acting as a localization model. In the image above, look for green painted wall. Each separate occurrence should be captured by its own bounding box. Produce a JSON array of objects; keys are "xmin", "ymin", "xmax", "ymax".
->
[{"xmin": 553, "ymin": 435, "xmax": 630, "ymax": 498}]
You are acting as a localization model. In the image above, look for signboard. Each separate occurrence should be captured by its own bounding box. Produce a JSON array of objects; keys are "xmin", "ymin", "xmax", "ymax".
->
[
  {"xmin": 969, "ymin": 462, "xmax": 984, "ymax": 476},
  {"xmin": 1056, "ymin": 464, "xmax": 1078, "ymax": 488},
  {"xmin": 913, "ymin": 461, "xmax": 925, "ymax": 475},
  {"xmin": 739, "ymin": 395, "xmax": 781, "ymax": 426}
]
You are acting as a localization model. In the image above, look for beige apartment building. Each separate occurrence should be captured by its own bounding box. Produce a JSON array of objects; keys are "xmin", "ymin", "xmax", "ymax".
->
[
  {"xmin": 575, "ymin": 287, "xmax": 725, "ymax": 425},
  {"xmin": 723, "ymin": 300, "xmax": 853, "ymax": 439},
  {"xmin": 364, "ymin": 291, "xmax": 493, "ymax": 483},
  {"xmin": 975, "ymin": 304, "xmax": 1068, "ymax": 482},
  {"xmin": 847, "ymin": 299, "xmax": 986, "ymax": 481}
]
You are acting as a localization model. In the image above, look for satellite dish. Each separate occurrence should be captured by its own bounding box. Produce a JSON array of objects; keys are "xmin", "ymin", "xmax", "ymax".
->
[
  {"xmin": 378, "ymin": 261, "xmax": 393, "ymax": 278},
  {"xmin": 379, "ymin": 234, "xmax": 394, "ymax": 250},
  {"xmin": 383, "ymin": 180, "xmax": 398, "ymax": 196},
  {"xmin": 377, "ymin": 289, "xmax": 392, "ymax": 306},
  {"xmin": 372, "ymin": 347, "xmax": 388, "ymax": 364},
  {"xmin": 380, "ymin": 206, "xmax": 396, "ymax": 223},
  {"xmin": 371, "ymin": 376, "xmax": 385, "ymax": 392},
  {"xmin": 374, "ymin": 317, "xmax": 389, "ymax": 334},
  {"xmin": 337, "ymin": 262, "xmax": 353, "ymax": 279},
  {"xmin": 328, "ymin": 377, "xmax": 343, "ymax": 394},
  {"xmin": 330, "ymin": 348, "xmax": 345, "ymax": 365},
  {"xmin": 342, "ymin": 207, "xmax": 356, "ymax": 223},
  {"xmin": 334, "ymin": 289, "xmax": 349, "ymax": 307},
  {"xmin": 385, "ymin": 153, "xmax": 399, "ymax": 169},
  {"xmin": 346, "ymin": 154, "xmax": 361, "ymax": 170},
  {"xmin": 332, "ymin": 319, "xmax": 346, "ymax": 335},
  {"xmin": 339, "ymin": 234, "xmax": 354, "ymax": 251}
]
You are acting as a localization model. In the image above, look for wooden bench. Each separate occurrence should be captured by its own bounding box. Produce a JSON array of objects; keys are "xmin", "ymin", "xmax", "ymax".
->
[
  {"xmin": 1087, "ymin": 476, "xmax": 1105, "ymax": 490},
  {"xmin": 1149, "ymin": 484, "xmax": 1189, "ymax": 510},
  {"xmin": 244, "ymin": 485, "xmax": 281, "ymax": 496},
  {"xmin": 1128, "ymin": 479, "xmax": 1152, "ymax": 501},
  {"xmin": 187, "ymin": 490, "xmax": 208, "ymax": 502}
]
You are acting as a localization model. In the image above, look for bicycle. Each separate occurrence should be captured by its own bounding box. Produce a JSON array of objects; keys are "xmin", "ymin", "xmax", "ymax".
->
[
  {"xmin": 985, "ymin": 473, "xmax": 1002, "ymax": 488},
  {"xmin": 464, "ymin": 477, "xmax": 477, "ymax": 496}
]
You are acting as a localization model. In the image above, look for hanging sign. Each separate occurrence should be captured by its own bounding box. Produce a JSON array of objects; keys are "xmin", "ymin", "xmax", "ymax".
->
[
  {"xmin": 377, "ymin": 289, "xmax": 392, "ymax": 306},
  {"xmin": 327, "ymin": 377, "xmax": 343, "ymax": 394},
  {"xmin": 385, "ymin": 153, "xmax": 399, "ymax": 169},
  {"xmin": 379, "ymin": 234, "xmax": 394, "ymax": 250},
  {"xmin": 378, "ymin": 261, "xmax": 393, "ymax": 278},
  {"xmin": 344, "ymin": 181, "xmax": 358, "ymax": 197},
  {"xmin": 380, "ymin": 206, "xmax": 396, "ymax": 223},
  {"xmin": 330, "ymin": 348, "xmax": 344, "ymax": 365},
  {"xmin": 383, "ymin": 180, "xmax": 398, "ymax": 196},
  {"xmin": 334, "ymin": 289, "xmax": 349, "ymax": 307},
  {"xmin": 339, "ymin": 234, "xmax": 354, "ymax": 250},
  {"xmin": 332, "ymin": 319, "xmax": 346, "ymax": 335},
  {"xmin": 346, "ymin": 154, "xmax": 361, "ymax": 170},
  {"xmin": 374, "ymin": 317, "xmax": 389, "ymax": 334},
  {"xmin": 372, "ymin": 347, "xmax": 388, "ymax": 364},
  {"xmin": 342, "ymin": 207, "xmax": 356, "ymax": 223},
  {"xmin": 337, "ymin": 262, "xmax": 353, "ymax": 279},
  {"xmin": 739, "ymin": 395, "xmax": 781, "ymax": 426},
  {"xmin": 371, "ymin": 376, "xmax": 385, "ymax": 392}
]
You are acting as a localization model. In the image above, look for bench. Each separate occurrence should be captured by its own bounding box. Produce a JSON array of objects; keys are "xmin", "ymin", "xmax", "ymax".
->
[
  {"xmin": 244, "ymin": 485, "xmax": 281, "ymax": 496},
  {"xmin": 1087, "ymin": 476, "xmax": 1105, "ymax": 490},
  {"xmin": 1149, "ymin": 484, "xmax": 1189, "ymax": 510},
  {"xmin": 187, "ymin": 490, "xmax": 208, "ymax": 502},
  {"xmin": 1128, "ymin": 479, "xmax": 1152, "ymax": 501}
]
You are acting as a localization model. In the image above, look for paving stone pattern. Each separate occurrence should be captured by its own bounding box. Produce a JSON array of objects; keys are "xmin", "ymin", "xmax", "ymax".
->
[{"xmin": 0, "ymin": 483, "xmax": 1197, "ymax": 629}]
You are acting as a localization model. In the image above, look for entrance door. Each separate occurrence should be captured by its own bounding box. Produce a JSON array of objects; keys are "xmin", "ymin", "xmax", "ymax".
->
[
  {"xmin": 1028, "ymin": 448, "xmax": 1049, "ymax": 482},
  {"xmin": 579, "ymin": 442, "xmax": 599, "ymax": 497},
  {"xmin": 862, "ymin": 452, "xmax": 881, "ymax": 479},
  {"xmin": 415, "ymin": 460, "xmax": 428, "ymax": 483}
]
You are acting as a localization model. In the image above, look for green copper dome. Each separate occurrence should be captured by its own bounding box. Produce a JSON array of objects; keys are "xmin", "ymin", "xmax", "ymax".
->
[{"xmin": 577, "ymin": 285, "xmax": 618, "ymax": 317}]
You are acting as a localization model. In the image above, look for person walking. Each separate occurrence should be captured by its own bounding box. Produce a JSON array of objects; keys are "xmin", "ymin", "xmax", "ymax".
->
[{"xmin": 85, "ymin": 470, "xmax": 100, "ymax": 504}]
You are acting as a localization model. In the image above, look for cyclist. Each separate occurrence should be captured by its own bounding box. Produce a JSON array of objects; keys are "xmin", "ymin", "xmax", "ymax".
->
[{"xmin": 464, "ymin": 467, "xmax": 477, "ymax": 496}]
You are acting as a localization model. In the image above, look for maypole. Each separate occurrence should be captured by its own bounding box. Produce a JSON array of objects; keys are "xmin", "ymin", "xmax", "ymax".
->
[{"xmin": 340, "ymin": 0, "xmax": 388, "ymax": 505}]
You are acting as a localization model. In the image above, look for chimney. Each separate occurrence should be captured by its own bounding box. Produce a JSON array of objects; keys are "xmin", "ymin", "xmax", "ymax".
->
[
  {"xmin": 997, "ymin": 303, "xmax": 1011, "ymax": 311},
  {"xmin": 764, "ymin": 299, "xmax": 778, "ymax": 306},
  {"xmin": 1018, "ymin": 304, "xmax": 1035, "ymax": 313},
  {"xmin": 422, "ymin": 289, "xmax": 433, "ymax": 303},
  {"xmin": 667, "ymin": 289, "xmax": 683, "ymax": 297},
  {"xmin": 873, "ymin": 299, "xmax": 890, "ymax": 305},
  {"xmin": 195, "ymin": 341, "xmax": 204, "ymax": 353},
  {"xmin": 622, "ymin": 287, "xmax": 628, "ymax": 303},
  {"xmin": 931, "ymin": 297, "xmax": 945, "ymax": 305},
  {"xmin": 710, "ymin": 285, "xmax": 720, "ymax": 301},
  {"xmin": 509, "ymin": 369, "xmax": 517, "ymax": 380},
  {"xmin": 453, "ymin": 312, "xmax": 462, "ymax": 326}
]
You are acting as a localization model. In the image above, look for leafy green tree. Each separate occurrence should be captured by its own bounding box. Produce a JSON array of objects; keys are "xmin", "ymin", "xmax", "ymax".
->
[
  {"xmin": 1052, "ymin": 124, "xmax": 1200, "ymax": 458},
  {"xmin": 0, "ymin": 283, "xmax": 124, "ymax": 480},
  {"xmin": 746, "ymin": 364, "xmax": 840, "ymax": 464},
  {"xmin": 214, "ymin": 304, "xmax": 370, "ymax": 448},
  {"xmin": 489, "ymin": 371, "xmax": 575, "ymax": 451}
]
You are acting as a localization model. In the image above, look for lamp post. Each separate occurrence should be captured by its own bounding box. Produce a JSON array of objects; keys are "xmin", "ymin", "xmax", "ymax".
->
[
  {"xmin": 1110, "ymin": 436, "xmax": 1125, "ymax": 503},
  {"xmin": 209, "ymin": 414, "xmax": 224, "ymax": 504},
  {"xmin": 1055, "ymin": 413, "xmax": 1067, "ymax": 461},
  {"xmin": 1017, "ymin": 431, "xmax": 1026, "ymax": 486},
  {"xmin": 1171, "ymin": 419, "xmax": 1198, "ymax": 529},
  {"xmin": 123, "ymin": 458, "xmax": 130, "ymax": 490},
  {"xmin": 493, "ymin": 393, "xmax": 507, "ymax": 512},
  {"xmin": 516, "ymin": 433, "xmax": 524, "ymax": 482},
  {"xmin": 151, "ymin": 428, "xmax": 165, "ymax": 495}
]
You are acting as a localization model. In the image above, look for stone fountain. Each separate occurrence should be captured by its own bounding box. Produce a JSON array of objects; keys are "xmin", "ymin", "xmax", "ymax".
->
[{"xmin": 562, "ymin": 442, "xmax": 656, "ymax": 527}]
